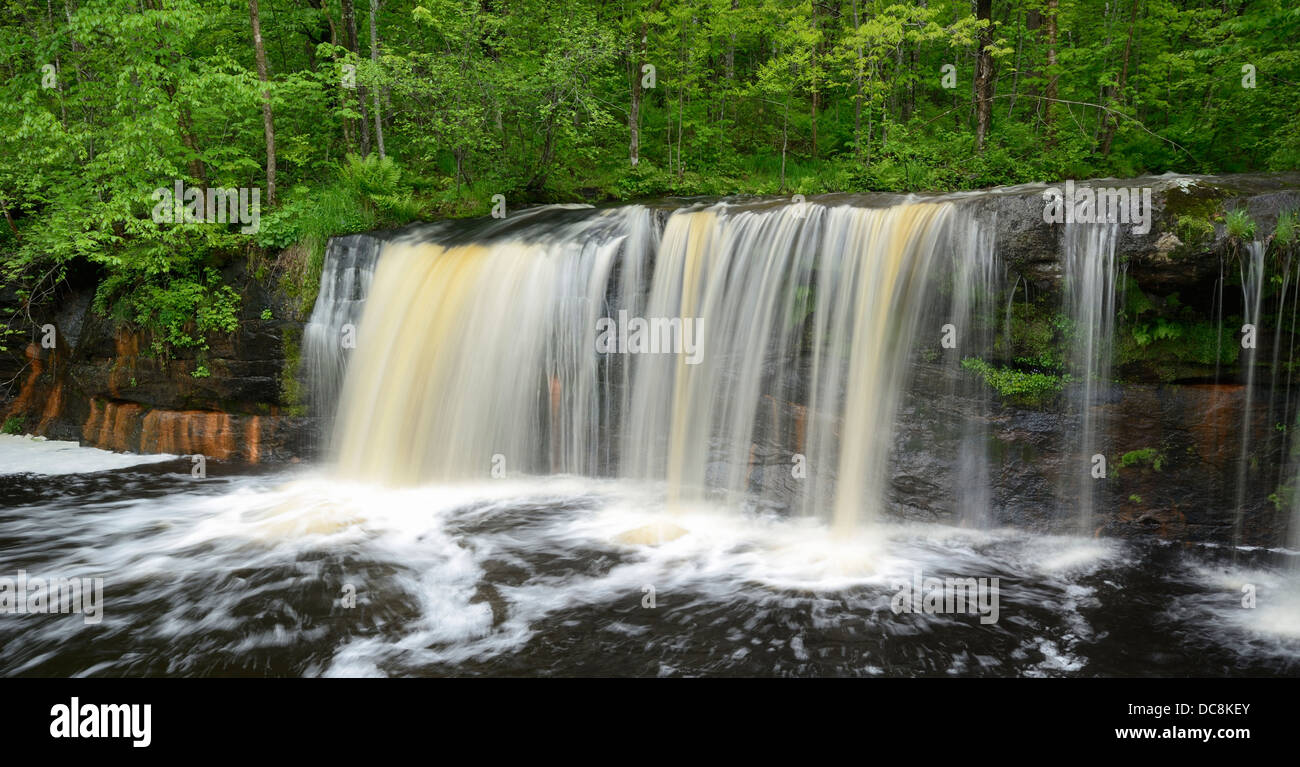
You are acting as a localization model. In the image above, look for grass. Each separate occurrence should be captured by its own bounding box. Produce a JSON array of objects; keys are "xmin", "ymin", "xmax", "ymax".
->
[{"xmin": 1225, "ymin": 208, "xmax": 1257, "ymax": 241}]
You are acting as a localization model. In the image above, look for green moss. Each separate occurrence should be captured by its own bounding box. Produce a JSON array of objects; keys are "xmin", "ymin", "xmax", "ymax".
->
[
  {"xmin": 280, "ymin": 326, "xmax": 307, "ymax": 417},
  {"xmin": 995, "ymin": 300, "xmax": 1071, "ymax": 371},
  {"xmin": 1175, "ymin": 214, "xmax": 1216, "ymax": 253},
  {"xmin": 1162, "ymin": 183, "xmax": 1230, "ymax": 257},
  {"xmin": 961, "ymin": 357, "xmax": 1069, "ymax": 408},
  {"xmin": 1119, "ymin": 447, "xmax": 1163, "ymax": 471},
  {"xmin": 1128, "ymin": 494, "xmax": 1143, "ymax": 504},
  {"xmin": 2, "ymin": 414, "xmax": 25, "ymax": 435},
  {"xmin": 1163, "ymin": 183, "xmax": 1229, "ymax": 221}
]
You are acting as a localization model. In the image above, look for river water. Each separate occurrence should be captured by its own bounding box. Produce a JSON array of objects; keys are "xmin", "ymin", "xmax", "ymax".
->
[{"xmin": 2, "ymin": 436, "xmax": 1296, "ymax": 677}]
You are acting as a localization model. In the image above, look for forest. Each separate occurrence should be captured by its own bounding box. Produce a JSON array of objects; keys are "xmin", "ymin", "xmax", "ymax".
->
[{"xmin": 1, "ymin": 0, "xmax": 1297, "ymax": 350}]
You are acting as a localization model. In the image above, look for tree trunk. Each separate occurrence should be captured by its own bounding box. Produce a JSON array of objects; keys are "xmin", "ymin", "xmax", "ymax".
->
[
  {"xmin": 369, "ymin": 0, "xmax": 385, "ymax": 159},
  {"xmin": 629, "ymin": 1, "xmax": 664, "ymax": 167},
  {"xmin": 974, "ymin": 0, "xmax": 994, "ymax": 152},
  {"xmin": 852, "ymin": 0, "xmax": 863, "ymax": 158},
  {"xmin": 1044, "ymin": 0, "xmax": 1058, "ymax": 145},
  {"xmin": 341, "ymin": 0, "xmax": 370, "ymax": 157},
  {"xmin": 725, "ymin": 0, "xmax": 736, "ymax": 80},
  {"xmin": 248, "ymin": 0, "xmax": 276, "ymax": 205},
  {"xmin": 1100, "ymin": 0, "xmax": 1139, "ymax": 156}
]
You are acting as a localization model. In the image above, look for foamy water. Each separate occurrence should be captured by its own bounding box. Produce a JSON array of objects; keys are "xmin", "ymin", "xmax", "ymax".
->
[
  {"xmin": 1, "ymin": 440, "xmax": 1296, "ymax": 676},
  {"xmin": 0, "ymin": 434, "xmax": 176, "ymax": 475}
]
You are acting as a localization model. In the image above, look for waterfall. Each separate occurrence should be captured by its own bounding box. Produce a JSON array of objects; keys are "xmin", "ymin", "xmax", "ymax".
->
[
  {"xmin": 317, "ymin": 200, "xmax": 992, "ymax": 534},
  {"xmin": 1061, "ymin": 222, "xmax": 1119, "ymax": 534},
  {"xmin": 1233, "ymin": 241, "xmax": 1266, "ymax": 548},
  {"xmin": 304, "ymin": 233, "xmax": 384, "ymax": 432},
  {"xmin": 945, "ymin": 216, "xmax": 1001, "ymax": 528}
]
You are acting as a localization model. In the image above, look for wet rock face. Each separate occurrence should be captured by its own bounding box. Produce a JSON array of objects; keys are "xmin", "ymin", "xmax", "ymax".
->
[
  {"xmin": 886, "ymin": 369, "xmax": 1290, "ymax": 544},
  {"xmin": 968, "ymin": 172, "xmax": 1300, "ymax": 293},
  {"xmin": 1, "ymin": 256, "xmax": 318, "ymax": 463}
]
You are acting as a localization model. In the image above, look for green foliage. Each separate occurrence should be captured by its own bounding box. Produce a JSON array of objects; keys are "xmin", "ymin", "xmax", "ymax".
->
[
  {"xmin": 1176, "ymin": 214, "xmax": 1216, "ymax": 251},
  {"xmin": 1119, "ymin": 447, "xmax": 1164, "ymax": 472},
  {"xmin": 258, "ymin": 154, "xmax": 425, "ymax": 314},
  {"xmin": 1275, "ymin": 211, "xmax": 1298, "ymax": 247},
  {"xmin": 1117, "ymin": 278, "xmax": 1237, "ymax": 380},
  {"xmin": 961, "ymin": 357, "xmax": 1069, "ymax": 408},
  {"xmin": 94, "ymin": 267, "xmax": 241, "ymax": 356},
  {"xmin": 996, "ymin": 301, "xmax": 1071, "ymax": 372},
  {"xmin": 1, "ymin": 0, "xmax": 1297, "ymax": 335},
  {"xmin": 1225, "ymin": 209, "xmax": 1257, "ymax": 241},
  {"xmin": 2, "ymin": 415, "xmax": 24, "ymax": 435}
]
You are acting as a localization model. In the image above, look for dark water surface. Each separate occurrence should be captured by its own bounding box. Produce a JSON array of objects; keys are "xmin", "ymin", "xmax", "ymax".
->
[{"xmin": 1, "ymin": 438, "xmax": 1297, "ymax": 677}]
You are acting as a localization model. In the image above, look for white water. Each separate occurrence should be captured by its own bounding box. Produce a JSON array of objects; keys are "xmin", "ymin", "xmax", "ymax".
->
[
  {"xmin": 0, "ymin": 434, "xmax": 176, "ymax": 475},
  {"xmin": 324, "ymin": 201, "xmax": 991, "ymax": 535},
  {"xmin": 1061, "ymin": 222, "xmax": 1120, "ymax": 534},
  {"xmin": 2, "ymin": 438, "xmax": 1294, "ymax": 676},
  {"xmin": 1235, "ymin": 241, "xmax": 1266, "ymax": 547}
]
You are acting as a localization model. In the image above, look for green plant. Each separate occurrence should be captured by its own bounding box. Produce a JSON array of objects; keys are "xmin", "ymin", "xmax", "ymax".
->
[
  {"xmin": 1175, "ymin": 214, "xmax": 1216, "ymax": 252},
  {"xmin": 94, "ymin": 267, "xmax": 241, "ymax": 357},
  {"xmin": 2, "ymin": 414, "xmax": 24, "ymax": 435},
  {"xmin": 1119, "ymin": 447, "xmax": 1164, "ymax": 472},
  {"xmin": 1225, "ymin": 209, "xmax": 1257, "ymax": 241},
  {"xmin": 191, "ymin": 365, "xmax": 211, "ymax": 378},
  {"xmin": 1275, "ymin": 211, "xmax": 1297, "ymax": 247},
  {"xmin": 260, "ymin": 308, "xmax": 273, "ymax": 321},
  {"xmin": 258, "ymin": 154, "xmax": 427, "ymax": 317},
  {"xmin": 961, "ymin": 357, "xmax": 1069, "ymax": 408}
]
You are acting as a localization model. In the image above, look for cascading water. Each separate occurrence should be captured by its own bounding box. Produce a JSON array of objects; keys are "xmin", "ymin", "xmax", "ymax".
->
[
  {"xmin": 1061, "ymin": 222, "xmax": 1120, "ymax": 534},
  {"xmin": 304, "ymin": 233, "xmax": 384, "ymax": 433},
  {"xmin": 942, "ymin": 217, "xmax": 1001, "ymax": 528},
  {"xmin": 322, "ymin": 200, "xmax": 991, "ymax": 536},
  {"xmin": 1233, "ymin": 240, "xmax": 1266, "ymax": 547}
]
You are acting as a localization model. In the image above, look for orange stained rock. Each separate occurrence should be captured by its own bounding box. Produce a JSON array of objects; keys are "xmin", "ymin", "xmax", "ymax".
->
[
  {"xmin": 4, "ymin": 343, "xmax": 43, "ymax": 422},
  {"xmin": 35, "ymin": 382, "xmax": 64, "ymax": 432},
  {"xmin": 140, "ymin": 409, "xmax": 238, "ymax": 460},
  {"xmin": 1185, "ymin": 384, "xmax": 1242, "ymax": 470},
  {"xmin": 87, "ymin": 399, "xmax": 144, "ymax": 452},
  {"xmin": 108, "ymin": 330, "xmax": 142, "ymax": 396},
  {"xmin": 244, "ymin": 416, "xmax": 262, "ymax": 463}
]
